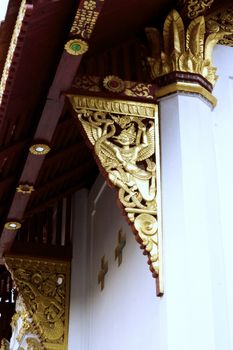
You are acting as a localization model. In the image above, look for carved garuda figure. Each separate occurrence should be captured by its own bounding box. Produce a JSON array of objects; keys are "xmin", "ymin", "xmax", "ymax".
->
[
  {"xmin": 74, "ymin": 104, "xmax": 162, "ymax": 295},
  {"xmin": 77, "ymin": 110, "xmax": 156, "ymax": 212}
]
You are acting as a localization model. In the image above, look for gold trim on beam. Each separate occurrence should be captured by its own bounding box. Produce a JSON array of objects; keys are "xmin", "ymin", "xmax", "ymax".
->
[
  {"xmin": 68, "ymin": 95, "xmax": 156, "ymax": 119},
  {"xmin": 156, "ymin": 82, "xmax": 217, "ymax": 107},
  {"xmin": 0, "ymin": 0, "xmax": 27, "ymax": 106},
  {"xmin": 68, "ymin": 95, "xmax": 163, "ymax": 296}
]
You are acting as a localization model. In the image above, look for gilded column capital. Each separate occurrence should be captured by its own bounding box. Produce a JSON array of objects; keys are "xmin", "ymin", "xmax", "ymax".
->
[
  {"xmin": 146, "ymin": 9, "xmax": 230, "ymax": 106},
  {"xmin": 5, "ymin": 256, "xmax": 70, "ymax": 350}
]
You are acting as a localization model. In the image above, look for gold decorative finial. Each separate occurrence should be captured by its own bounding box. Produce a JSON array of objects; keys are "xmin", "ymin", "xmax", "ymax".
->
[{"xmin": 146, "ymin": 9, "xmax": 229, "ymax": 86}]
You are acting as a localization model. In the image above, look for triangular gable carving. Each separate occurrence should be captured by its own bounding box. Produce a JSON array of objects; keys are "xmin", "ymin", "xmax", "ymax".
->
[{"xmin": 68, "ymin": 95, "xmax": 163, "ymax": 296}]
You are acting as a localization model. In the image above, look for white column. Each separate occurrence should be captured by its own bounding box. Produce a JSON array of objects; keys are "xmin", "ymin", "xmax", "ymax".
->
[
  {"xmin": 68, "ymin": 189, "xmax": 89, "ymax": 350},
  {"xmin": 212, "ymin": 44, "xmax": 233, "ymax": 349},
  {"xmin": 159, "ymin": 93, "xmax": 230, "ymax": 350}
]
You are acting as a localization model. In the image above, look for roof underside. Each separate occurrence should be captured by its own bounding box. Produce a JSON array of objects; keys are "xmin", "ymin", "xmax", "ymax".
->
[{"xmin": 0, "ymin": 0, "xmax": 232, "ymax": 258}]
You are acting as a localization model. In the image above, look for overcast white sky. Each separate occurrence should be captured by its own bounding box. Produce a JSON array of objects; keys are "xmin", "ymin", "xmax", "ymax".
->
[{"xmin": 0, "ymin": 0, "xmax": 9, "ymax": 22}]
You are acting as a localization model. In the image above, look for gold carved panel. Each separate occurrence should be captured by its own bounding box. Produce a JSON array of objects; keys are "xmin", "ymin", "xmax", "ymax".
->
[
  {"xmin": 5, "ymin": 256, "xmax": 70, "ymax": 350},
  {"xmin": 68, "ymin": 95, "xmax": 163, "ymax": 296}
]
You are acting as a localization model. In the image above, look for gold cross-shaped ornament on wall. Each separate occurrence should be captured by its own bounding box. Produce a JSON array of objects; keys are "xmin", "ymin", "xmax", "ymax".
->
[
  {"xmin": 98, "ymin": 256, "xmax": 108, "ymax": 291},
  {"xmin": 115, "ymin": 229, "xmax": 126, "ymax": 266}
]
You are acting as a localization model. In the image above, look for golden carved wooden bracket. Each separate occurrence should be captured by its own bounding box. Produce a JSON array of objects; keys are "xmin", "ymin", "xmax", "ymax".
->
[
  {"xmin": 5, "ymin": 256, "xmax": 70, "ymax": 350},
  {"xmin": 68, "ymin": 95, "xmax": 163, "ymax": 296}
]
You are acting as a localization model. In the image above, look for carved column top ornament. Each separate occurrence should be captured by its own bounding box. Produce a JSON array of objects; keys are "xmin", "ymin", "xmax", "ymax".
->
[{"xmin": 146, "ymin": 9, "xmax": 231, "ymax": 106}]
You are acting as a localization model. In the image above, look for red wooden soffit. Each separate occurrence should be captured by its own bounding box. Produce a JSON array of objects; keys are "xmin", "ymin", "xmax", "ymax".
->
[{"xmin": 0, "ymin": 0, "xmax": 106, "ymax": 261}]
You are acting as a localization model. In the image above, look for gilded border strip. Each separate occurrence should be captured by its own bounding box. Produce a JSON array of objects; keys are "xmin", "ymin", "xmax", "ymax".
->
[
  {"xmin": 0, "ymin": 0, "xmax": 27, "ymax": 106},
  {"xmin": 70, "ymin": 0, "xmax": 105, "ymax": 40},
  {"xmin": 156, "ymin": 82, "xmax": 217, "ymax": 107},
  {"xmin": 68, "ymin": 95, "xmax": 156, "ymax": 119}
]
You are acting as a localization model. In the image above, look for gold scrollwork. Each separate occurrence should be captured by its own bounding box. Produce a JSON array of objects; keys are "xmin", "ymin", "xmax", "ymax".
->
[
  {"xmin": 178, "ymin": 0, "xmax": 214, "ymax": 19},
  {"xmin": 206, "ymin": 6, "xmax": 233, "ymax": 47},
  {"xmin": 69, "ymin": 95, "xmax": 163, "ymax": 296},
  {"xmin": 5, "ymin": 256, "xmax": 70, "ymax": 350},
  {"xmin": 26, "ymin": 337, "xmax": 44, "ymax": 350},
  {"xmin": 72, "ymin": 75, "xmax": 155, "ymax": 100},
  {"xmin": 146, "ymin": 9, "xmax": 230, "ymax": 86},
  {"xmin": 70, "ymin": 0, "xmax": 105, "ymax": 40}
]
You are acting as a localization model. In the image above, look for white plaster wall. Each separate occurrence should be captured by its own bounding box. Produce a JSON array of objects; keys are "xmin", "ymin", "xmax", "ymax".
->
[
  {"xmin": 87, "ymin": 176, "xmax": 166, "ymax": 350},
  {"xmin": 68, "ymin": 179, "xmax": 166, "ymax": 350},
  {"xmin": 68, "ymin": 189, "xmax": 89, "ymax": 350}
]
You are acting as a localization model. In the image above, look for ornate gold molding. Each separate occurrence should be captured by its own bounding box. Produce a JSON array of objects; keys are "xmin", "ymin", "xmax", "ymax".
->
[
  {"xmin": 156, "ymin": 81, "xmax": 217, "ymax": 107},
  {"xmin": 5, "ymin": 256, "xmax": 70, "ymax": 350},
  {"xmin": 72, "ymin": 75, "xmax": 155, "ymax": 100},
  {"xmin": 69, "ymin": 95, "xmax": 155, "ymax": 118},
  {"xmin": 68, "ymin": 95, "xmax": 163, "ymax": 296},
  {"xmin": 146, "ymin": 9, "xmax": 228, "ymax": 86},
  {"xmin": 178, "ymin": 0, "xmax": 215, "ymax": 19}
]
